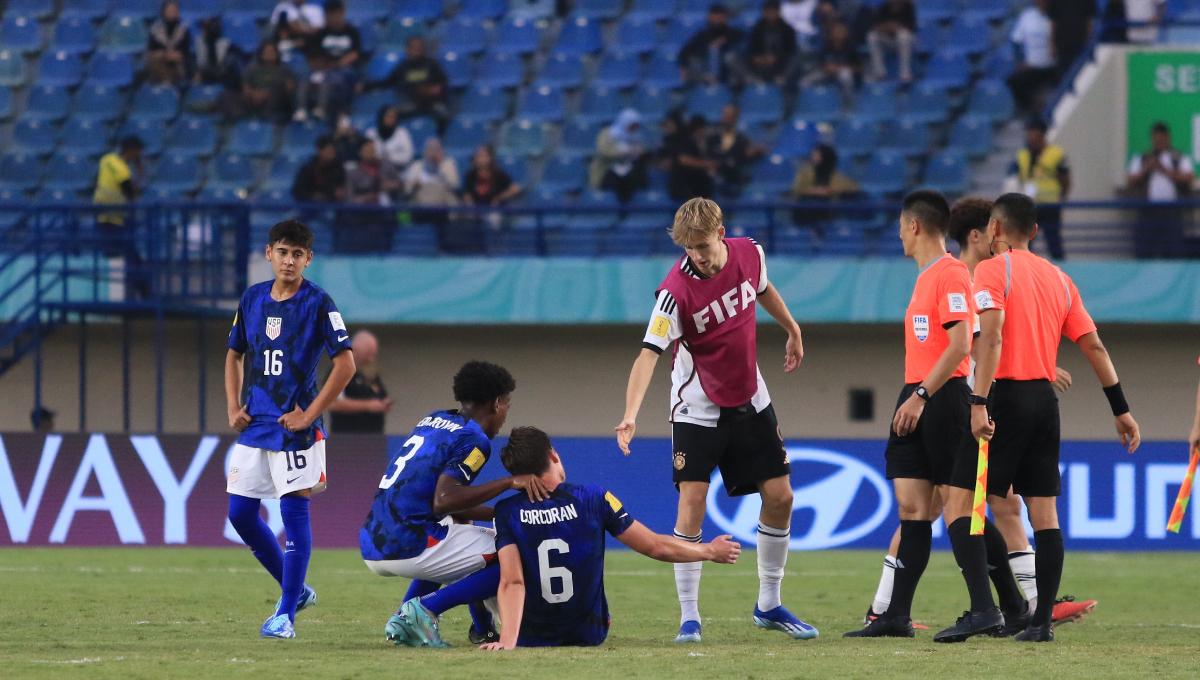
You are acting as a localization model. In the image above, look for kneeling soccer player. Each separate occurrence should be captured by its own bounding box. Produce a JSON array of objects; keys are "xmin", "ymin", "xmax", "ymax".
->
[{"xmin": 480, "ymin": 426, "xmax": 741, "ymax": 650}]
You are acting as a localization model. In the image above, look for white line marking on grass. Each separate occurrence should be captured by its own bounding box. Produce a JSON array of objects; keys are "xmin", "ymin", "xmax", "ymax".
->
[{"xmin": 228, "ymin": 658, "xmax": 256, "ymax": 663}]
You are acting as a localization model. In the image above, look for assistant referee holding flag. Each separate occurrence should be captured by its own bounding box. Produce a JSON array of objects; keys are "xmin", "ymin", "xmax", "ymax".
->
[{"xmin": 971, "ymin": 193, "xmax": 1141, "ymax": 643}]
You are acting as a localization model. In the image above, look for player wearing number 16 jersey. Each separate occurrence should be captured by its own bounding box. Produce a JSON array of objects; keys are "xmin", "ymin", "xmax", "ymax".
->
[{"xmin": 224, "ymin": 220, "xmax": 357, "ymax": 640}]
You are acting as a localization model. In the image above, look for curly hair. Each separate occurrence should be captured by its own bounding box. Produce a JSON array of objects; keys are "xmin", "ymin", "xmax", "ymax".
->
[
  {"xmin": 501, "ymin": 426, "xmax": 553, "ymax": 476},
  {"xmin": 452, "ymin": 360, "xmax": 516, "ymax": 405}
]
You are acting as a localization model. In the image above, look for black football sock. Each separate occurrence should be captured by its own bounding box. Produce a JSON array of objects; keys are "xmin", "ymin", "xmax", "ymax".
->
[
  {"xmin": 1031, "ymin": 529, "xmax": 1064, "ymax": 626},
  {"xmin": 948, "ymin": 517, "xmax": 996, "ymax": 613},
  {"xmin": 983, "ymin": 519, "xmax": 1027, "ymax": 614},
  {"xmin": 887, "ymin": 520, "xmax": 932, "ymax": 619}
]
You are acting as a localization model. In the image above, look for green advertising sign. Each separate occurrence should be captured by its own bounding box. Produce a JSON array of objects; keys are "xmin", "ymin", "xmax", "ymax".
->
[{"xmin": 1127, "ymin": 51, "xmax": 1200, "ymax": 162}]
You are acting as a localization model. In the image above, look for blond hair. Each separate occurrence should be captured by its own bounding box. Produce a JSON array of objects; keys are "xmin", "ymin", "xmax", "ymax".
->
[{"xmin": 670, "ymin": 197, "xmax": 723, "ymax": 246}]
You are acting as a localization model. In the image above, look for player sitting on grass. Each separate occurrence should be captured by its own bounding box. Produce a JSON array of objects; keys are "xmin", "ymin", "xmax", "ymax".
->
[
  {"xmin": 359, "ymin": 361, "xmax": 550, "ymax": 647},
  {"xmin": 225, "ymin": 219, "xmax": 356, "ymax": 639},
  {"xmin": 478, "ymin": 426, "xmax": 741, "ymax": 650}
]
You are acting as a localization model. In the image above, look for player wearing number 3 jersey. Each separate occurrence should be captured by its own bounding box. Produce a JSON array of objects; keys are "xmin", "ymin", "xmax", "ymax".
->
[{"xmin": 224, "ymin": 220, "xmax": 357, "ymax": 640}]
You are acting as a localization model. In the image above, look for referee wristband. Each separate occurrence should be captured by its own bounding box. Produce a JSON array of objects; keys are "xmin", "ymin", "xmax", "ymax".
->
[{"xmin": 1103, "ymin": 383, "xmax": 1130, "ymax": 417}]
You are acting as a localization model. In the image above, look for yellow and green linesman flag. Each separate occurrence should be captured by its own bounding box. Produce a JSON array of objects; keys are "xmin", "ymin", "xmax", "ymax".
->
[
  {"xmin": 1166, "ymin": 448, "xmax": 1199, "ymax": 534},
  {"xmin": 970, "ymin": 438, "xmax": 989, "ymax": 536}
]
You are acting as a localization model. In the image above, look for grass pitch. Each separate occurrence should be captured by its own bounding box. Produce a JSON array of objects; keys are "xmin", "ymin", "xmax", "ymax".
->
[{"xmin": 0, "ymin": 548, "xmax": 1196, "ymax": 679}]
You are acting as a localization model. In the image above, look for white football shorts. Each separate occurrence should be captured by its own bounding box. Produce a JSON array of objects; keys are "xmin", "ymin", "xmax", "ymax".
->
[
  {"xmin": 364, "ymin": 520, "xmax": 497, "ymax": 584},
  {"xmin": 226, "ymin": 440, "xmax": 327, "ymax": 499}
]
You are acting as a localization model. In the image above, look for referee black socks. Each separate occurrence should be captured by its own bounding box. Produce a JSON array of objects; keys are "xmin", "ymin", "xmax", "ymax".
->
[
  {"xmin": 888, "ymin": 520, "xmax": 932, "ymax": 619},
  {"xmin": 1031, "ymin": 529, "xmax": 1064, "ymax": 626},
  {"xmin": 982, "ymin": 519, "xmax": 1028, "ymax": 615},
  {"xmin": 948, "ymin": 517, "xmax": 996, "ymax": 613}
]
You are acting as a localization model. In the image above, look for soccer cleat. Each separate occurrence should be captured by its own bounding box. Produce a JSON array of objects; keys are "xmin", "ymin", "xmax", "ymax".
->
[
  {"xmin": 843, "ymin": 615, "xmax": 914, "ymax": 638},
  {"xmin": 468, "ymin": 623, "xmax": 500, "ymax": 645},
  {"xmin": 674, "ymin": 620, "xmax": 702, "ymax": 643},
  {"xmin": 1051, "ymin": 596, "xmax": 1096, "ymax": 624},
  {"xmin": 932, "ymin": 607, "xmax": 1005, "ymax": 643},
  {"xmin": 385, "ymin": 613, "xmax": 416, "ymax": 646},
  {"xmin": 1014, "ymin": 622, "xmax": 1055, "ymax": 642},
  {"xmin": 994, "ymin": 607, "xmax": 1031, "ymax": 638},
  {"xmin": 864, "ymin": 605, "xmax": 927, "ymax": 630},
  {"xmin": 275, "ymin": 584, "xmax": 318, "ymax": 618},
  {"xmin": 399, "ymin": 598, "xmax": 450, "ymax": 648},
  {"xmin": 752, "ymin": 606, "xmax": 819, "ymax": 640},
  {"xmin": 260, "ymin": 614, "xmax": 296, "ymax": 639}
]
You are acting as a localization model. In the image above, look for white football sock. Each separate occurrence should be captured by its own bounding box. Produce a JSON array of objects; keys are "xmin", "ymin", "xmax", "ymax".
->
[
  {"xmin": 1009, "ymin": 549, "xmax": 1037, "ymax": 613},
  {"xmin": 872, "ymin": 555, "xmax": 898, "ymax": 615},
  {"xmin": 674, "ymin": 530, "xmax": 703, "ymax": 624},
  {"xmin": 756, "ymin": 522, "xmax": 790, "ymax": 612}
]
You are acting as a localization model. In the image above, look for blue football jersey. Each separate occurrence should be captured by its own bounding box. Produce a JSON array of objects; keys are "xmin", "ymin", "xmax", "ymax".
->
[
  {"xmin": 227, "ymin": 279, "xmax": 352, "ymax": 452},
  {"xmin": 493, "ymin": 483, "xmax": 634, "ymax": 647},
  {"xmin": 359, "ymin": 410, "xmax": 494, "ymax": 561}
]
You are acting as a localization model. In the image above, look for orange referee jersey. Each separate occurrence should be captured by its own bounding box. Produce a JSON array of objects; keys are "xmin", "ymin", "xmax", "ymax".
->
[
  {"xmin": 905, "ymin": 254, "xmax": 973, "ymax": 384},
  {"xmin": 973, "ymin": 248, "xmax": 1096, "ymax": 381}
]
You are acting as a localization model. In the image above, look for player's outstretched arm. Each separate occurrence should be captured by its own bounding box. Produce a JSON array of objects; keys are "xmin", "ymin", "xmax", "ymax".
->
[
  {"xmin": 756, "ymin": 283, "xmax": 804, "ymax": 372},
  {"xmin": 224, "ymin": 349, "xmax": 250, "ymax": 432},
  {"xmin": 971, "ymin": 310, "xmax": 1004, "ymax": 441},
  {"xmin": 432, "ymin": 473, "xmax": 548, "ymax": 517},
  {"xmin": 615, "ymin": 348, "xmax": 660, "ymax": 456},
  {"xmin": 278, "ymin": 349, "xmax": 356, "ymax": 432},
  {"xmin": 1074, "ymin": 331, "xmax": 1140, "ymax": 453},
  {"xmin": 480, "ymin": 545, "xmax": 524, "ymax": 651},
  {"xmin": 617, "ymin": 522, "xmax": 740, "ymax": 564}
]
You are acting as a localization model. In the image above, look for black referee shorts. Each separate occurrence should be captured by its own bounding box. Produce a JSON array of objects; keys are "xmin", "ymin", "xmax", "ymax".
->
[
  {"xmin": 987, "ymin": 379, "xmax": 1061, "ymax": 498},
  {"xmin": 884, "ymin": 378, "xmax": 978, "ymax": 490},
  {"xmin": 671, "ymin": 403, "xmax": 790, "ymax": 497}
]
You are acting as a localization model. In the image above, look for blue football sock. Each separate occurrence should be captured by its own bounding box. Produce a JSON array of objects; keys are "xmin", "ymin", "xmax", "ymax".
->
[
  {"xmin": 227, "ymin": 494, "xmax": 284, "ymax": 584},
  {"xmin": 468, "ymin": 601, "xmax": 493, "ymax": 632},
  {"xmin": 276, "ymin": 495, "xmax": 312, "ymax": 622},
  {"xmin": 420, "ymin": 563, "xmax": 500, "ymax": 616},
  {"xmin": 401, "ymin": 579, "xmax": 441, "ymax": 612}
]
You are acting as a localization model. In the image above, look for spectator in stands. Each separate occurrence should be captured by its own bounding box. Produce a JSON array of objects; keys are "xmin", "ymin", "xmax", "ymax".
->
[
  {"xmin": 298, "ymin": 0, "xmax": 361, "ymax": 122},
  {"xmin": 193, "ymin": 17, "xmax": 241, "ymax": 88},
  {"xmin": 228, "ymin": 41, "xmax": 295, "ymax": 122},
  {"xmin": 800, "ymin": 20, "xmax": 861, "ymax": 96},
  {"xmin": 332, "ymin": 113, "xmax": 366, "ymax": 163},
  {"xmin": 1007, "ymin": 0, "xmax": 1059, "ymax": 113},
  {"xmin": 866, "ymin": 0, "xmax": 915, "ymax": 82},
  {"xmin": 745, "ymin": 1, "xmax": 799, "ymax": 86},
  {"xmin": 790, "ymin": 143, "xmax": 859, "ymax": 199},
  {"xmin": 270, "ymin": 0, "xmax": 324, "ymax": 39},
  {"xmin": 463, "ymin": 145, "xmax": 522, "ymax": 207},
  {"xmin": 590, "ymin": 109, "xmax": 649, "ymax": 203},
  {"xmin": 780, "ymin": 0, "xmax": 837, "ymax": 52},
  {"xmin": 365, "ymin": 106, "xmax": 415, "ymax": 172},
  {"xmin": 292, "ymin": 134, "xmax": 346, "ymax": 203},
  {"xmin": 403, "ymin": 138, "xmax": 460, "ymax": 209},
  {"xmin": 145, "ymin": 1, "xmax": 193, "ymax": 86},
  {"xmin": 1008, "ymin": 117, "xmax": 1069, "ymax": 259},
  {"xmin": 385, "ymin": 36, "xmax": 450, "ymax": 134},
  {"xmin": 93, "ymin": 136, "xmax": 147, "ymax": 299},
  {"xmin": 663, "ymin": 112, "xmax": 717, "ymax": 200},
  {"xmin": 678, "ymin": 4, "xmax": 743, "ymax": 86},
  {"xmin": 708, "ymin": 104, "xmax": 766, "ymax": 196},
  {"xmin": 1126, "ymin": 121, "xmax": 1195, "ymax": 258},
  {"xmin": 327, "ymin": 330, "xmax": 391, "ymax": 434},
  {"xmin": 340, "ymin": 138, "xmax": 402, "ymax": 252},
  {"xmin": 1124, "ymin": 0, "xmax": 1166, "ymax": 43},
  {"xmin": 30, "ymin": 406, "xmax": 55, "ymax": 433},
  {"xmin": 1047, "ymin": 0, "xmax": 1096, "ymax": 76}
]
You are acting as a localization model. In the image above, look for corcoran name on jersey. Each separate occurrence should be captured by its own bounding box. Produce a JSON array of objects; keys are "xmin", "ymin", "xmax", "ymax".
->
[
  {"xmin": 520, "ymin": 504, "xmax": 580, "ymax": 525},
  {"xmin": 693, "ymin": 280, "xmax": 758, "ymax": 333},
  {"xmin": 416, "ymin": 416, "xmax": 463, "ymax": 432}
]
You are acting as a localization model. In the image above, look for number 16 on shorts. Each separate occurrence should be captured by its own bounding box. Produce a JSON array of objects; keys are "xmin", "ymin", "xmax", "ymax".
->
[{"xmin": 226, "ymin": 441, "xmax": 328, "ymax": 499}]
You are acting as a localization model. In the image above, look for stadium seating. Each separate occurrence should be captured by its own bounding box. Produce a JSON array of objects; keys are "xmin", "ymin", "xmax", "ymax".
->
[
  {"xmin": 491, "ymin": 18, "xmax": 542, "ymax": 57},
  {"xmin": 24, "ymin": 85, "xmax": 71, "ymax": 123},
  {"xmin": 38, "ymin": 51, "xmax": 84, "ymax": 88},
  {"xmin": 98, "ymin": 14, "xmax": 148, "ymax": 54}
]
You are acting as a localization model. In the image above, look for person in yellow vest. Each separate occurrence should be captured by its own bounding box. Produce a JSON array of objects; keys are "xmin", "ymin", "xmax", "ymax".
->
[
  {"xmin": 93, "ymin": 135, "xmax": 146, "ymax": 298},
  {"xmin": 1008, "ymin": 117, "xmax": 1070, "ymax": 259}
]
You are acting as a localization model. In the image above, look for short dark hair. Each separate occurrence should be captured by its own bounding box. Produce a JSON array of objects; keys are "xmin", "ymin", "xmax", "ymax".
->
[
  {"xmin": 316, "ymin": 134, "xmax": 334, "ymax": 150},
  {"xmin": 120, "ymin": 135, "xmax": 144, "ymax": 152},
  {"xmin": 947, "ymin": 197, "xmax": 993, "ymax": 248},
  {"xmin": 501, "ymin": 426, "xmax": 553, "ymax": 476},
  {"xmin": 991, "ymin": 192, "xmax": 1038, "ymax": 237},
  {"xmin": 1025, "ymin": 116, "xmax": 1048, "ymax": 133},
  {"xmin": 902, "ymin": 189, "xmax": 950, "ymax": 235},
  {"xmin": 453, "ymin": 360, "xmax": 516, "ymax": 405},
  {"xmin": 324, "ymin": 0, "xmax": 345, "ymax": 13},
  {"xmin": 763, "ymin": 0, "xmax": 781, "ymax": 9},
  {"xmin": 268, "ymin": 219, "xmax": 315, "ymax": 249},
  {"xmin": 1152, "ymin": 120, "xmax": 1170, "ymax": 135},
  {"xmin": 709, "ymin": 3, "xmax": 728, "ymax": 14}
]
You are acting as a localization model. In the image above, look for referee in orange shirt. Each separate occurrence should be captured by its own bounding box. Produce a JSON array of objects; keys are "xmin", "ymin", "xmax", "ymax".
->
[{"xmin": 971, "ymin": 193, "xmax": 1141, "ymax": 642}]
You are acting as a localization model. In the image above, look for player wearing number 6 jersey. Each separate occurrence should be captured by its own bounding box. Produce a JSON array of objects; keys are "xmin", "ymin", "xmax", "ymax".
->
[
  {"xmin": 224, "ymin": 220, "xmax": 357, "ymax": 639},
  {"xmin": 480, "ymin": 427, "xmax": 740, "ymax": 650}
]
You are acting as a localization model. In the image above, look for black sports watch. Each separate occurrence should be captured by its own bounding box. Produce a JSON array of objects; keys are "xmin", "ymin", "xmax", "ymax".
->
[
  {"xmin": 914, "ymin": 386, "xmax": 931, "ymax": 402},
  {"xmin": 967, "ymin": 394, "xmax": 989, "ymax": 406}
]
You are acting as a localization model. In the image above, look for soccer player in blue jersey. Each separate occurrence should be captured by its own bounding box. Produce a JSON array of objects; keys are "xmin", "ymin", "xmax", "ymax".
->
[
  {"xmin": 479, "ymin": 426, "xmax": 741, "ymax": 650},
  {"xmin": 360, "ymin": 361, "xmax": 551, "ymax": 647},
  {"xmin": 224, "ymin": 219, "xmax": 356, "ymax": 639}
]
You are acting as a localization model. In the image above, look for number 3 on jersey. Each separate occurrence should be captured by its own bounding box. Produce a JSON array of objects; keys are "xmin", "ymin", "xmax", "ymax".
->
[
  {"xmin": 378, "ymin": 435, "xmax": 425, "ymax": 489},
  {"xmin": 537, "ymin": 538, "xmax": 574, "ymax": 604},
  {"xmin": 263, "ymin": 349, "xmax": 283, "ymax": 376}
]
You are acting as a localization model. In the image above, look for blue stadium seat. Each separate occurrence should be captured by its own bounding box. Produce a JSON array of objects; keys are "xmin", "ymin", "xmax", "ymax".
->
[
  {"xmin": 391, "ymin": 224, "xmax": 440, "ymax": 257},
  {"xmin": 627, "ymin": 0, "xmax": 674, "ymax": 21},
  {"xmin": 496, "ymin": 154, "xmax": 530, "ymax": 185},
  {"xmin": 128, "ymin": 85, "xmax": 180, "ymax": 123},
  {"xmin": 903, "ymin": 82, "xmax": 952, "ymax": 125},
  {"xmin": 0, "ymin": 50, "xmax": 27, "ymax": 87},
  {"xmin": 967, "ymin": 78, "xmax": 1014, "ymax": 122},
  {"xmin": 442, "ymin": 119, "xmax": 492, "ymax": 157},
  {"xmin": 774, "ymin": 227, "xmax": 817, "ymax": 256},
  {"xmin": 515, "ymin": 85, "xmax": 565, "ymax": 122},
  {"xmin": 71, "ymin": 84, "xmax": 125, "ymax": 122},
  {"xmin": 917, "ymin": 0, "xmax": 957, "ymax": 24},
  {"xmin": 169, "ymin": 117, "xmax": 219, "ymax": 158},
  {"xmin": 0, "ymin": 153, "xmax": 42, "ymax": 193},
  {"xmin": 60, "ymin": 0, "xmax": 114, "ymax": 22},
  {"xmin": 59, "ymin": 118, "xmax": 112, "ymax": 158},
  {"xmin": 0, "ymin": 87, "xmax": 11, "ymax": 119},
  {"xmin": 686, "ymin": 84, "xmax": 734, "ymax": 116},
  {"xmin": 351, "ymin": 90, "xmax": 397, "ymax": 119},
  {"xmin": 345, "ymin": 0, "xmax": 393, "ymax": 24},
  {"xmin": 980, "ymin": 48, "xmax": 1015, "ymax": 79},
  {"xmin": 396, "ymin": 0, "xmax": 443, "ymax": 22},
  {"xmin": 880, "ymin": 117, "xmax": 930, "ymax": 156},
  {"xmin": 151, "ymin": 154, "xmax": 205, "ymax": 195},
  {"xmin": 51, "ymin": 17, "xmax": 97, "ymax": 55},
  {"xmin": 98, "ymin": 15, "xmax": 150, "ymax": 54},
  {"xmin": 508, "ymin": 0, "xmax": 555, "ymax": 20},
  {"xmin": 439, "ymin": 51, "xmax": 472, "ymax": 88},
  {"xmin": 261, "ymin": 154, "xmax": 304, "ymax": 191},
  {"xmin": 749, "ymin": 155, "xmax": 795, "ymax": 194},
  {"xmin": 182, "ymin": 83, "xmax": 225, "ymax": 114},
  {"xmin": 547, "ymin": 230, "xmax": 605, "ymax": 256},
  {"xmin": 948, "ymin": 114, "xmax": 995, "ymax": 159},
  {"xmin": 458, "ymin": 0, "xmax": 507, "ymax": 20},
  {"xmin": 118, "ymin": 0, "xmax": 162, "ymax": 20},
  {"xmin": 405, "ymin": 116, "xmax": 438, "ymax": 150},
  {"xmin": 378, "ymin": 18, "xmax": 425, "ymax": 53},
  {"xmin": 228, "ymin": 120, "xmax": 277, "ymax": 157},
  {"xmin": 38, "ymin": 52, "xmax": 85, "ymax": 88},
  {"xmin": 923, "ymin": 50, "xmax": 972, "ymax": 89},
  {"xmin": 538, "ymin": 154, "xmax": 587, "ymax": 193},
  {"xmin": 438, "ymin": 20, "xmax": 490, "ymax": 56},
  {"xmin": 117, "ymin": 119, "xmax": 165, "ymax": 156},
  {"xmin": 457, "ymin": 85, "xmax": 509, "ymax": 124},
  {"xmin": 576, "ymin": 86, "xmax": 622, "ymax": 126},
  {"xmin": 497, "ymin": 119, "xmax": 550, "ymax": 158},
  {"xmin": 24, "ymin": 86, "xmax": 72, "ymax": 123},
  {"xmin": 281, "ymin": 120, "xmax": 327, "ymax": 154},
  {"xmin": 572, "ymin": 0, "xmax": 623, "ymax": 20},
  {"xmin": 209, "ymin": 153, "xmax": 257, "ymax": 192},
  {"xmin": 553, "ymin": 17, "xmax": 603, "ymax": 56},
  {"xmin": 223, "ymin": 16, "xmax": 263, "ymax": 55},
  {"xmin": 962, "ymin": 0, "xmax": 1012, "ymax": 24},
  {"xmin": 923, "ymin": 151, "xmax": 969, "ymax": 196},
  {"xmin": 219, "ymin": 0, "xmax": 277, "ymax": 22},
  {"xmin": 6, "ymin": 0, "xmax": 56, "ymax": 19},
  {"xmin": 88, "ymin": 52, "xmax": 136, "ymax": 88},
  {"xmin": 857, "ymin": 151, "xmax": 906, "ymax": 197},
  {"xmin": 633, "ymin": 84, "xmax": 672, "ymax": 120},
  {"xmin": 492, "ymin": 17, "xmax": 542, "ymax": 57},
  {"xmin": 833, "ymin": 118, "xmax": 879, "ymax": 160},
  {"xmin": 593, "ymin": 52, "xmax": 640, "ymax": 90},
  {"xmin": 10, "ymin": 120, "xmax": 58, "ymax": 156},
  {"xmin": 365, "ymin": 51, "xmax": 404, "ymax": 84},
  {"xmin": 537, "ymin": 53, "xmax": 585, "ymax": 89},
  {"xmin": 661, "ymin": 14, "xmax": 707, "ymax": 52},
  {"xmin": 822, "ymin": 222, "xmax": 868, "ymax": 257},
  {"xmin": 641, "ymin": 51, "xmax": 682, "ymax": 89},
  {"xmin": 739, "ymin": 84, "xmax": 784, "ymax": 125},
  {"xmin": 611, "ymin": 17, "xmax": 658, "ymax": 55},
  {"xmin": 915, "ymin": 22, "xmax": 946, "ymax": 57},
  {"xmin": 559, "ymin": 118, "xmax": 604, "ymax": 156},
  {"xmin": 41, "ymin": 154, "xmax": 93, "ymax": 193},
  {"xmin": 852, "ymin": 82, "xmax": 898, "ymax": 122},
  {"xmin": 945, "ymin": 16, "xmax": 991, "ymax": 57},
  {"xmin": 794, "ymin": 85, "xmax": 841, "ymax": 119},
  {"xmin": 477, "ymin": 52, "xmax": 525, "ymax": 89},
  {"xmin": 0, "ymin": 16, "xmax": 43, "ymax": 54}
]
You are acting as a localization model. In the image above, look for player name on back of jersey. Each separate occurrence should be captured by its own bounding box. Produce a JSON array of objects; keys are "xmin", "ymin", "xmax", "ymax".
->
[
  {"xmin": 416, "ymin": 415, "xmax": 463, "ymax": 432},
  {"xmin": 693, "ymin": 280, "xmax": 758, "ymax": 333},
  {"xmin": 519, "ymin": 504, "xmax": 580, "ymax": 526}
]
